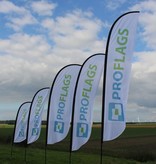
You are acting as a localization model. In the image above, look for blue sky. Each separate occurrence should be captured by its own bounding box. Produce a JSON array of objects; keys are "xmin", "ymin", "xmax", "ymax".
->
[{"xmin": 0, "ymin": 0, "xmax": 156, "ymax": 122}]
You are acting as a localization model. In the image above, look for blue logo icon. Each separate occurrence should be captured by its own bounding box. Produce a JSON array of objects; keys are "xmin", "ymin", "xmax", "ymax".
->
[
  {"xmin": 19, "ymin": 129, "xmax": 24, "ymax": 137},
  {"xmin": 54, "ymin": 121, "xmax": 64, "ymax": 133},
  {"xmin": 32, "ymin": 128, "xmax": 39, "ymax": 136},
  {"xmin": 108, "ymin": 103, "xmax": 124, "ymax": 121},
  {"xmin": 76, "ymin": 123, "xmax": 88, "ymax": 138}
]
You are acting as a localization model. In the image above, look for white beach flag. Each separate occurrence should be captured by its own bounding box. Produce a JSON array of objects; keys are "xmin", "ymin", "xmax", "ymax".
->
[
  {"xmin": 47, "ymin": 64, "xmax": 81, "ymax": 144},
  {"xmin": 72, "ymin": 54, "xmax": 105, "ymax": 151},
  {"xmin": 27, "ymin": 87, "xmax": 49, "ymax": 144},
  {"xmin": 14, "ymin": 102, "xmax": 31, "ymax": 143},
  {"xmin": 103, "ymin": 11, "xmax": 139, "ymax": 141}
]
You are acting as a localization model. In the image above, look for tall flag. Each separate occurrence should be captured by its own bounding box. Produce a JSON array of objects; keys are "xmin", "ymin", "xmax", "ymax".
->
[
  {"xmin": 13, "ymin": 102, "xmax": 31, "ymax": 143},
  {"xmin": 47, "ymin": 64, "xmax": 81, "ymax": 144},
  {"xmin": 27, "ymin": 87, "xmax": 50, "ymax": 144},
  {"xmin": 103, "ymin": 11, "xmax": 139, "ymax": 141},
  {"xmin": 71, "ymin": 53, "xmax": 105, "ymax": 151}
]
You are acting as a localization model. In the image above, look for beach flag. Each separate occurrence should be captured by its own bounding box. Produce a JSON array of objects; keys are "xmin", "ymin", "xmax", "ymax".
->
[
  {"xmin": 13, "ymin": 102, "xmax": 31, "ymax": 143},
  {"xmin": 27, "ymin": 87, "xmax": 50, "ymax": 144},
  {"xmin": 47, "ymin": 64, "xmax": 81, "ymax": 144},
  {"xmin": 71, "ymin": 53, "xmax": 105, "ymax": 151},
  {"xmin": 102, "ymin": 11, "xmax": 139, "ymax": 141}
]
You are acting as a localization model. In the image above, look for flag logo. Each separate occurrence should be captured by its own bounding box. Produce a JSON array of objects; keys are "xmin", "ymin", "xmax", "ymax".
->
[
  {"xmin": 54, "ymin": 121, "xmax": 64, "ymax": 133},
  {"xmin": 76, "ymin": 123, "xmax": 88, "ymax": 138},
  {"xmin": 108, "ymin": 103, "xmax": 124, "ymax": 121},
  {"xmin": 19, "ymin": 129, "xmax": 24, "ymax": 137},
  {"xmin": 32, "ymin": 128, "xmax": 39, "ymax": 136}
]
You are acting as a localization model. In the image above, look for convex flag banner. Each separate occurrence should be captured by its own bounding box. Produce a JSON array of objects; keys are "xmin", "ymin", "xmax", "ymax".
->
[
  {"xmin": 27, "ymin": 87, "xmax": 49, "ymax": 144},
  {"xmin": 72, "ymin": 54, "xmax": 105, "ymax": 151},
  {"xmin": 14, "ymin": 102, "xmax": 31, "ymax": 143},
  {"xmin": 103, "ymin": 11, "xmax": 139, "ymax": 141},
  {"xmin": 47, "ymin": 64, "xmax": 81, "ymax": 144}
]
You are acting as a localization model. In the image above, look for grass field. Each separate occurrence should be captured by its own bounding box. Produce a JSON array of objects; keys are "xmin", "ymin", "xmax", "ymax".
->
[{"xmin": 0, "ymin": 123, "xmax": 156, "ymax": 164}]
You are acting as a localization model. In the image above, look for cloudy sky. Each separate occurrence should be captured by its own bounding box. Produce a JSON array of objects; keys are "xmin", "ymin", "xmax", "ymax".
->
[{"xmin": 0, "ymin": 0, "xmax": 156, "ymax": 122}]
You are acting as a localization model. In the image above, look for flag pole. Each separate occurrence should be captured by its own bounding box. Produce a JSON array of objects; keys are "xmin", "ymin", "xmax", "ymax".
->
[
  {"xmin": 69, "ymin": 63, "xmax": 82, "ymax": 164},
  {"xmin": 45, "ymin": 84, "xmax": 53, "ymax": 164},
  {"xmin": 69, "ymin": 54, "xmax": 104, "ymax": 163},
  {"xmin": 11, "ymin": 121, "xmax": 16, "ymax": 159},
  {"xmin": 69, "ymin": 110, "xmax": 75, "ymax": 164},
  {"xmin": 101, "ymin": 52, "xmax": 107, "ymax": 164},
  {"xmin": 45, "ymin": 99, "xmax": 52, "ymax": 164},
  {"xmin": 45, "ymin": 96, "xmax": 50, "ymax": 164},
  {"xmin": 11, "ymin": 133, "xmax": 14, "ymax": 160},
  {"xmin": 11, "ymin": 102, "xmax": 31, "ymax": 160},
  {"xmin": 45, "ymin": 143, "xmax": 47, "ymax": 164},
  {"xmin": 25, "ymin": 89, "xmax": 43, "ymax": 162},
  {"xmin": 45, "ymin": 66, "xmax": 68, "ymax": 163},
  {"xmin": 68, "ymin": 57, "xmax": 93, "ymax": 163},
  {"xmin": 26, "ymin": 88, "xmax": 50, "ymax": 163},
  {"xmin": 25, "ymin": 140, "xmax": 27, "ymax": 162},
  {"xmin": 100, "ymin": 18, "xmax": 111, "ymax": 163},
  {"xmin": 25, "ymin": 116, "xmax": 29, "ymax": 162},
  {"xmin": 43, "ymin": 64, "xmax": 80, "ymax": 164},
  {"xmin": 11, "ymin": 103, "xmax": 23, "ymax": 158},
  {"xmin": 69, "ymin": 71, "xmax": 80, "ymax": 164},
  {"xmin": 100, "ymin": 7, "xmax": 118, "ymax": 163},
  {"xmin": 46, "ymin": 72, "xmax": 63, "ymax": 163},
  {"xmin": 101, "ymin": 11, "xmax": 140, "ymax": 164}
]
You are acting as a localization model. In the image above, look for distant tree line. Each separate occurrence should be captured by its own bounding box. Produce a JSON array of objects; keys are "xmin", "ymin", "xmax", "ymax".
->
[
  {"xmin": 0, "ymin": 120, "xmax": 47, "ymax": 125},
  {"xmin": 0, "ymin": 120, "xmax": 15, "ymax": 124},
  {"xmin": 0, "ymin": 120, "xmax": 155, "ymax": 125}
]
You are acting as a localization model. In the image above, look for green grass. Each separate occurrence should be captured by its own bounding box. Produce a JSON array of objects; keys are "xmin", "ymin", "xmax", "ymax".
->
[
  {"xmin": 0, "ymin": 123, "xmax": 156, "ymax": 164},
  {"xmin": 0, "ymin": 144, "xmax": 145, "ymax": 164}
]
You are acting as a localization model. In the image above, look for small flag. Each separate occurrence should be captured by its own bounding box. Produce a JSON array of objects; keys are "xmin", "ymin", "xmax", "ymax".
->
[
  {"xmin": 14, "ymin": 102, "xmax": 31, "ymax": 143},
  {"xmin": 47, "ymin": 65, "xmax": 81, "ymax": 144},
  {"xmin": 72, "ymin": 54, "xmax": 105, "ymax": 151},
  {"xmin": 27, "ymin": 87, "xmax": 49, "ymax": 144}
]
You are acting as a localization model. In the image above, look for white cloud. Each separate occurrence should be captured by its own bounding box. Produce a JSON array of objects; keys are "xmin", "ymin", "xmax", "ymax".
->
[
  {"xmin": 41, "ymin": 10, "xmax": 106, "ymax": 70},
  {"xmin": 127, "ymin": 50, "xmax": 156, "ymax": 121},
  {"xmin": 42, "ymin": 10, "xmax": 104, "ymax": 50},
  {"xmin": 31, "ymin": 1, "xmax": 57, "ymax": 16},
  {"xmin": 106, "ymin": 0, "xmax": 126, "ymax": 10},
  {"xmin": 131, "ymin": 0, "xmax": 156, "ymax": 12},
  {"xmin": 0, "ymin": 33, "xmax": 53, "ymax": 101},
  {"xmin": 0, "ymin": 8, "xmax": 105, "ymax": 116},
  {"xmin": 0, "ymin": 4, "xmax": 106, "ymax": 107},
  {"xmin": 0, "ymin": 0, "xmax": 26, "ymax": 14},
  {"xmin": 6, "ymin": 14, "xmax": 37, "ymax": 31},
  {"xmin": 122, "ymin": 0, "xmax": 156, "ymax": 122},
  {"xmin": 130, "ymin": 0, "xmax": 156, "ymax": 50},
  {"xmin": 0, "ymin": 33, "xmax": 51, "ymax": 58},
  {"xmin": 0, "ymin": 1, "xmax": 37, "ymax": 31}
]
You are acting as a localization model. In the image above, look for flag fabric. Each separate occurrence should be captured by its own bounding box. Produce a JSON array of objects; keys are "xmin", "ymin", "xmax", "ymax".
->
[
  {"xmin": 103, "ymin": 11, "xmax": 139, "ymax": 141},
  {"xmin": 72, "ymin": 53, "xmax": 105, "ymax": 151},
  {"xmin": 13, "ymin": 102, "xmax": 31, "ymax": 143},
  {"xmin": 27, "ymin": 87, "xmax": 50, "ymax": 144},
  {"xmin": 47, "ymin": 64, "xmax": 81, "ymax": 144}
]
